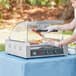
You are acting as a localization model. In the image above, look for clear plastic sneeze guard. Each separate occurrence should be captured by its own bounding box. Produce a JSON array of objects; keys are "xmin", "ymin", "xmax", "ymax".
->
[{"xmin": 5, "ymin": 20, "xmax": 68, "ymax": 58}]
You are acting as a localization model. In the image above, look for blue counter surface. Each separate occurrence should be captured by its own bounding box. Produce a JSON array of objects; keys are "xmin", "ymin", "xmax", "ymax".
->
[{"xmin": 0, "ymin": 52, "xmax": 76, "ymax": 76}]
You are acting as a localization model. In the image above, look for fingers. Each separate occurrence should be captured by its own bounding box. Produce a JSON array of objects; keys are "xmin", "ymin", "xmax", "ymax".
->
[
  {"xmin": 57, "ymin": 41, "xmax": 65, "ymax": 48},
  {"xmin": 46, "ymin": 25, "xmax": 58, "ymax": 32}
]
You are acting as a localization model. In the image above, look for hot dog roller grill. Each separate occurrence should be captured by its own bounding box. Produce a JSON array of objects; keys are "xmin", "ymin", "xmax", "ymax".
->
[{"xmin": 5, "ymin": 20, "xmax": 68, "ymax": 58}]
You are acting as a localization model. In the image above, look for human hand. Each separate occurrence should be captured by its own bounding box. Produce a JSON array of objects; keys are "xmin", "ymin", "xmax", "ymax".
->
[
  {"xmin": 57, "ymin": 41, "xmax": 66, "ymax": 48},
  {"xmin": 46, "ymin": 25, "xmax": 58, "ymax": 32},
  {"xmin": 42, "ymin": 39, "xmax": 59, "ymax": 47},
  {"xmin": 48, "ymin": 40, "xmax": 65, "ymax": 47}
]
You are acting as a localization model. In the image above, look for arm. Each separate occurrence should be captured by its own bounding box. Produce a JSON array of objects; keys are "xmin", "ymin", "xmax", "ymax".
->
[
  {"xmin": 57, "ymin": 19, "xmax": 76, "ymax": 31},
  {"xmin": 46, "ymin": 19, "xmax": 76, "ymax": 32},
  {"xmin": 58, "ymin": 34, "xmax": 76, "ymax": 46}
]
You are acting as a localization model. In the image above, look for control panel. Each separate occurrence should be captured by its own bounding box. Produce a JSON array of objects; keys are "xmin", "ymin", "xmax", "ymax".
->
[{"xmin": 31, "ymin": 46, "xmax": 64, "ymax": 56}]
